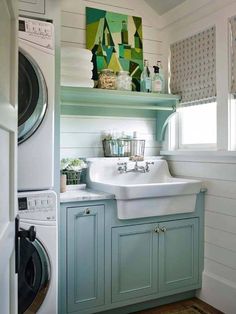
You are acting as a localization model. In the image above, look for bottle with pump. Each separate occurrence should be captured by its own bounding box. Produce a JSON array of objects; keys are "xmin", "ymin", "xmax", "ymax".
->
[
  {"xmin": 152, "ymin": 62, "xmax": 164, "ymax": 93},
  {"xmin": 140, "ymin": 59, "xmax": 151, "ymax": 92}
]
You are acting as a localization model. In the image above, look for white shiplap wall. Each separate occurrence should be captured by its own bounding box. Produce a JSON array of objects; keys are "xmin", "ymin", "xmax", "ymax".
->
[
  {"xmin": 61, "ymin": 0, "xmax": 163, "ymax": 69},
  {"xmin": 61, "ymin": 115, "xmax": 160, "ymax": 158},
  {"xmin": 166, "ymin": 157, "xmax": 236, "ymax": 314},
  {"xmin": 60, "ymin": 0, "xmax": 163, "ymax": 158},
  {"xmin": 162, "ymin": 1, "xmax": 236, "ymax": 312}
]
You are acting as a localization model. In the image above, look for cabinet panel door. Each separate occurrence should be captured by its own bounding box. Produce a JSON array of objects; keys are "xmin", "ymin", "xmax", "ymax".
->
[
  {"xmin": 19, "ymin": 0, "xmax": 45, "ymax": 14},
  {"xmin": 112, "ymin": 224, "xmax": 158, "ymax": 302},
  {"xmin": 159, "ymin": 218, "xmax": 199, "ymax": 292},
  {"xmin": 67, "ymin": 205, "xmax": 105, "ymax": 312}
]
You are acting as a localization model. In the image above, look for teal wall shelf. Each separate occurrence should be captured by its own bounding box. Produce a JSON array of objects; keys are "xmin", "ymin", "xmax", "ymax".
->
[{"xmin": 60, "ymin": 86, "xmax": 180, "ymax": 141}]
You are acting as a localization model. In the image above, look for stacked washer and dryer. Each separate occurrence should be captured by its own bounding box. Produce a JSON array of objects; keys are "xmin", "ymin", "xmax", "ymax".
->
[{"xmin": 18, "ymin": 17, "xmax": 57, "ymax": 314}]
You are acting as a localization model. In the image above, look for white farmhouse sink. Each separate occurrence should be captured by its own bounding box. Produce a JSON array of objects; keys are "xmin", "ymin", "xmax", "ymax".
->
[{"xmin": 87, "ymin": 158, "xmax": 202, "ymax": 220}]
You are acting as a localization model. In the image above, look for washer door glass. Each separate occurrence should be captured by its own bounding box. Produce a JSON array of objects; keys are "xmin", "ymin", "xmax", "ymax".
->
[
  {"xmin": 18, "ymin": 49, "xmax": 47, "ymax": 144},
  {"xmin": 18, "ymin": 237, "xmax": 51, "ymax": 314}
]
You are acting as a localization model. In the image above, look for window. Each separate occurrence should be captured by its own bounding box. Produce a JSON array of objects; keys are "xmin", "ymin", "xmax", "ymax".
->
[
  {"xmin": 168, "ymin": 102, "xmax": 217, "ymax": 150},
  {"xmin": 169, "ymin": 26, "xmax": 217, "ymax": 150},
  {"xmin": 179, "ymin": 102, "xmax": 217, "ymax": 148}
]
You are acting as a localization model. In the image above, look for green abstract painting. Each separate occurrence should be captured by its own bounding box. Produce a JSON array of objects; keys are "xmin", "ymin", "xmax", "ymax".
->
[{"xmin": 86, "ymin": 7, "xmax": 143, "ymax": 91}]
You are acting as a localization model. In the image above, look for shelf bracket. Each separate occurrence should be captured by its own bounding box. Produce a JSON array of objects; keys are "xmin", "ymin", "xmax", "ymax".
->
[{"xmin": 156, "ymin": 103, "xmax": 177, "ymax": 142}]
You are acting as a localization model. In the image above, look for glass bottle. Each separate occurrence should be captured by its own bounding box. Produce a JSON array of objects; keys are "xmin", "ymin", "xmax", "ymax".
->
[
  {"xmin": 140, "ymin": 59, "xmax": 151, "ymax": 92},
  {"xmin": 116, "ymin": 71, "xmax": 132, "ymax": 91},
  {"xmin": 152, "ymin": 64, "xmax": 163, "ymax": 93},
  {"xmin": 157, "ymin": 61, "xmax": 165, "ymax": 93}
]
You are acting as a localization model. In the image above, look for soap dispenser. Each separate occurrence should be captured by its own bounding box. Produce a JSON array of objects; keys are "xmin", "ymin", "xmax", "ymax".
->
[{"xmin": 152, "ymin": 62, "xmax": 163, "ymax": 93}]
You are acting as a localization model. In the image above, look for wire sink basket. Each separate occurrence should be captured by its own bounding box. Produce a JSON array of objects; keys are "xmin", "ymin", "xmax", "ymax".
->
[{"xmin": 102, "ymin": 139, "xmax": 145, "ymax": 157}]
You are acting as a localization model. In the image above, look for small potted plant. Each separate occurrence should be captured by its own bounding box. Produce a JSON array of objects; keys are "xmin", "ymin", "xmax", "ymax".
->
[{"xmin": 60, "ymin": 158, "xmax": 87, "ymax": 192}]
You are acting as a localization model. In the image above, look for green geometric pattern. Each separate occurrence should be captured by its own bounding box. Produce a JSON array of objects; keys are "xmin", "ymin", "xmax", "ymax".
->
[{"xmin": 86, "ymin": 7, "xmax": 143, "ymax": 91}]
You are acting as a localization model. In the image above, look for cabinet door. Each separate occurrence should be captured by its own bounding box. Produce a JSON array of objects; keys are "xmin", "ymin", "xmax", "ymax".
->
[
  {"xmin": 19, "ymin": 0, "xmax": 45, "ymax": 14},
  {"xmin": 67, "ymin": 205, "xmax": 105, "ymax": 312},
  {"xmin": 159, "ymin": 218, "xmax": 199, "ymax": 292},
  {"xmin": 112, "ymin": 223, "xmax": 158, "ymax": 302}
]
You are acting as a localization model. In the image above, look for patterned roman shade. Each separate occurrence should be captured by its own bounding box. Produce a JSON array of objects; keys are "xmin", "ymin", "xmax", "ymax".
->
[
  {"xmin": 170, "ymin": 27, "xmax": 216, "ymax": 105},
  {"xmin": 230, "ymin": 16, "xmax": 236, "ymax": 94}
]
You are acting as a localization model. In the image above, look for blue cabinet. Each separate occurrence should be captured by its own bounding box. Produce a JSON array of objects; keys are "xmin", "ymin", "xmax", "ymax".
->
[
  {"xmin": 66, "ymin": 205, "xmax": 105, "ymax": 312},
  {"xmin": 159, "ymin": 219, "xmax": 199, "ymax": 292},
  {"xmin": 111, "ymin": 218, "xmax": 199, "ymax": 303},
  {"xmin": 60, "ymin": 194, "xmax": 204, "ymax": 314},
  {"xmin": 112, "ymin": 223, "xmax": 159, "ymax": 302}
]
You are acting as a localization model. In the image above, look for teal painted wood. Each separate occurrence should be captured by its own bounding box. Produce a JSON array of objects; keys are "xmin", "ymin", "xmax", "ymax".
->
[
  {"xmin": 61, "ymin": 86, "xmax": 180, "ymax": 108},
  {"xmin": 156, "ymin": 110, "xmax": 177, "ymax": 142},
  {"xmin": 59, "ymin": 191, "xmax": 205, "ymax": 314},
  {"xmin": 112, "ymin": 223, "xmax": 159, "ymax": 302},
  {"xmin": 159, "ymin": 218, "xmax": 199, "ymax": 292},
  {"xmin": 67, "ymin": 205, "xmax": 105, "ymax": 312},
  {"xmin": 60, "ymin": 87, "xmax": 179, "ymax": 141}
]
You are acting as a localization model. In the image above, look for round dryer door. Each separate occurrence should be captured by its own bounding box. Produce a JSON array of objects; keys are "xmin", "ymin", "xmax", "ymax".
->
[
  {"xmin": 18, "ymin": 237, "xmax": 51, "ymax": 314},
  {"xmin": 18, "ymin": 49, "xmax": 47, "ymax": 144}
]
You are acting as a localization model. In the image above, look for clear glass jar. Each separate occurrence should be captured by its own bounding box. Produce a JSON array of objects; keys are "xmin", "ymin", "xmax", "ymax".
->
[
  {"xmin": 116, "ymin": 71, "xmax": 132, "ymax": 91},
  {"xmin": 98, "ymin": 69, "xmax": 116, "ymax": 90}
]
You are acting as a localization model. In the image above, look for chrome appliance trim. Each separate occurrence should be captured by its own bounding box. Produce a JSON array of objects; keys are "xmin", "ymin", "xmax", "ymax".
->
[
  {"xmin": 18, "ymin": 48, "xmax": 48, "ymax": 144},
  {"xmin": 24, "ymin": 238, "xmax": 51, "ymax": 314}
]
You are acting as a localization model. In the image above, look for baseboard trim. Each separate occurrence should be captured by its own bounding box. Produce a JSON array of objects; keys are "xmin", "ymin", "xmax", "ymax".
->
[{"xmin": 197, "ymin": 271, "xmax": 236, "ymax": 314}]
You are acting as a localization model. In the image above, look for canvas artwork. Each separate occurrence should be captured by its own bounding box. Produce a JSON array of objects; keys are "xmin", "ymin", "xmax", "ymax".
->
[{"xmin": 86, "ymin": 7, "xmax": 143, "ymax": 91}]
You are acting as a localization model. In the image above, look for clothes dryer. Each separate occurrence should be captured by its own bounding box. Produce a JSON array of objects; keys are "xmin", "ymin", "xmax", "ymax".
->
[{"xmin": 18, "ymin": 17, "xmax": 55, "ymax": 191}]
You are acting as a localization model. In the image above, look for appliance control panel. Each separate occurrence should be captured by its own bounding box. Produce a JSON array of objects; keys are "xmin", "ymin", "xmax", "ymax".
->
[
  {"xmin": 18, "ymin": 17, "xmax": 54, "ymax": 50},
  {"xmin": 18, "ymin": 191, "xmax": 57, "ymax": 221}
]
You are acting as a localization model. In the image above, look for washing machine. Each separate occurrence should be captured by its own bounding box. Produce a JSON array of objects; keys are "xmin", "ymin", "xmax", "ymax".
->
[
  {"xmin": 17, "ymin": 191, "xmax": 57, "ymax": 314},
  {"xmin": 18, "ymin": 17, "xmax": 55, "ymax": 191}
]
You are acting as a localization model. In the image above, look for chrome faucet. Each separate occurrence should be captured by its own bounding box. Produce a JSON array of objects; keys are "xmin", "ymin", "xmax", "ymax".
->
[
  {"xmin": 117, "ymin": 162, "xmax": 127, "ymax": 173},
  {"xmin": 117, "ymin": 161, "xmax": 154, "ymax": 173}
]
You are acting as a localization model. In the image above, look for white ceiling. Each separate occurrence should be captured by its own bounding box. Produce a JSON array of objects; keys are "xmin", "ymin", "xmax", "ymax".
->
[{"xmin": 144, "ymin": 0, "xmax": 187, "ymax": 16}]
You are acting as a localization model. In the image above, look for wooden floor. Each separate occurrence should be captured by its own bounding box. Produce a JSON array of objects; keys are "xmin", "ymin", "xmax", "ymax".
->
[{"xmin": 135, "ymin": 297, "xmax": 224, "ymax": 314}]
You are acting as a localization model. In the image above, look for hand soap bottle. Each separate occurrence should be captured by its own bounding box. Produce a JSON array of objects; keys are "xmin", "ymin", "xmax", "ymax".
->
[
  {"xmin": 152, "ymin": 62, "xmax": 163, "ymax": 93},
  {"xmin": 140, "ymin": 59, "xmax": 151, "ymax": 92}
]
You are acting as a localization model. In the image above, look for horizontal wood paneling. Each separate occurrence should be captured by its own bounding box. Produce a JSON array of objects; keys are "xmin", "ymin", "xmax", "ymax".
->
[
  {"xmin": 60, "ymin": 147, "xmax": 159, "ymax": 158},
  {"xmin": 204, "ymin": 258, "xmax": 236, "ymax": 283},
  {"xmin": 61, "ymin": 133, "xmax": 158, "ymax": 148},
  {"xmin": 205, "ymin": 195, "xmax": 236, "ymax": 216},
  {"xmin": 204, "ymin": 242, "xmax": 236, "ymax": 270},
  {"xmin": 60, "ymin": 115, "xmax": 160, "ymax": 158},
  {"xmin": 205, "ymin": 211, "xmax": 236, "ymax": 235},
  {"xmin": 168, "ymin": 160, "xmax": 236, "ymax": 182},
  {"xmin": 61, "ymin": 115, "xmax": 156, "ymax": 133},
  {"xmin": 167, "ymin": 158, "xmax": 236, "ymax": 306},
  {"xmin": 61, "ymin": 0, "xmax": 163, "ymax": 69},
  {"xmin": 205, "ymin": 226, "xmax": 236, "ymax": 252}
]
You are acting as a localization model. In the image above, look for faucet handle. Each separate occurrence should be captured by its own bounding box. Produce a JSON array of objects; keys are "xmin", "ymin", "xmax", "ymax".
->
[
  {"xmin": 145, "ymin": 161, "xmax": 154, "ymax": 172},
  {"xmin": 117, "ymin": 162, "xmax": 127, "ymax": 166},
  {"xmin": 146, "ymin": 161, "xmax": 154, "ymax": 165}
]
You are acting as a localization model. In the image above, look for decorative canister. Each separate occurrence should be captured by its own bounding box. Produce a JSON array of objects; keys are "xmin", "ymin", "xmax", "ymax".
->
[
  {"xmin": 98, "ymin": 69, "xmax": 116, "ymax": 89},
  {"xmin": 116, "ymin": 71, "xmax": 132, "ymax": 91},
  {"xmin": 60, "ymin": 174, "xmax": 67, "ymax": 193}
]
